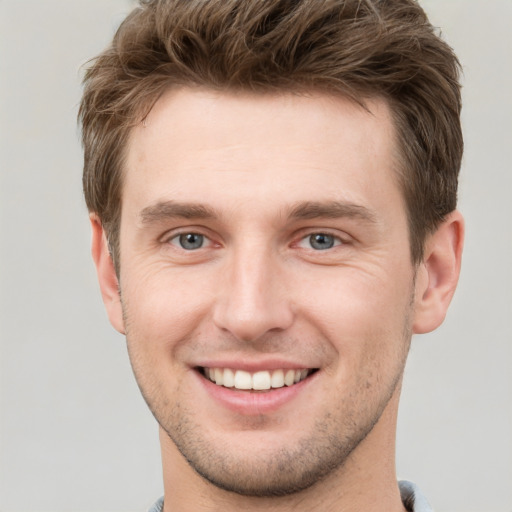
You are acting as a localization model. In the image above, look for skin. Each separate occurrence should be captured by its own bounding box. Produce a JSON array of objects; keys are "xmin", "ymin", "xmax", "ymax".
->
[{"xmin": 91, "ymin": 89, "xmax": 464, "ymax": 512}]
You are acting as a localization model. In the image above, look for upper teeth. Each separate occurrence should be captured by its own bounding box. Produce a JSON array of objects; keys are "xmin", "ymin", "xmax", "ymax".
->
[{"xmin": 204, "ymin": 368, "xmax": 310, "ymax": 390}]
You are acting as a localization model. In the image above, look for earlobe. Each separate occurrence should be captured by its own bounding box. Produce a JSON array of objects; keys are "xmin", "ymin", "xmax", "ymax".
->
[
  {"xmin": 90, "ymin": 214, "xmax": 125, "ymax": 334},
  {"xmin": 412, "ymin": 210, "xmax": 464, "ymax": 334}
]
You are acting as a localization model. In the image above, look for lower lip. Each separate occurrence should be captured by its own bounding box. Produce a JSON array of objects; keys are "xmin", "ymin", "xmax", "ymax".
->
[{"xmin": 195, "ymin": 371, "xmax": 317, "ymax": 415}]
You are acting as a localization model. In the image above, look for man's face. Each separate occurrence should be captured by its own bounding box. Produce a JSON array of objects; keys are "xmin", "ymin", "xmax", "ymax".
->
[{"xmin": 115, "ymin": 89, "xmax": 419, "ymax": 495}]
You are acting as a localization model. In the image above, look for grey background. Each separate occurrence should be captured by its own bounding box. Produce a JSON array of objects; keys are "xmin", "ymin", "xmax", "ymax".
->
[{"xmin": 0, "ymin": 1, "xmax": 510, "ymax": 511}]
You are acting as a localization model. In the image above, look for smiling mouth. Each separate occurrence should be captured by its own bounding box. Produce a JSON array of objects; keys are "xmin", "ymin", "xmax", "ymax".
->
[{"xmin": 199, "ymin": 367, "xmax": 318, "ymax": 391}]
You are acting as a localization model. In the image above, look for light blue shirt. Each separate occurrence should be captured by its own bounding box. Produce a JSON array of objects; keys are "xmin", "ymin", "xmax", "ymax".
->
[{"xmin": 148, "ymin": 480, "xmax": 433, "ymax": 511}]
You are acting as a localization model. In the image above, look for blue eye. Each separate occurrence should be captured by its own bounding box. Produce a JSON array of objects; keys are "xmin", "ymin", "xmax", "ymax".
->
[
  {"xmin": 307, "ymin": 233, "xmax": 338, "ymax": 250},
  {"xmin": 175, "ymin": 233, "xmax": 205, "ymax": 250}
]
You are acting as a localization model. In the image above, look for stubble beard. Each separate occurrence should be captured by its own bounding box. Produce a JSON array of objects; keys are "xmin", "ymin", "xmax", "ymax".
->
[
  {"xmin": 123, "ymin": 291, "xmax": 414, "ymax": 498},
  {"xmin": 128, "ymin": 346, "xmax": 409, "ymax": 498},
  {"xmin": 159, "ymin": 388, "xmax": 401, "ymax": 497}
]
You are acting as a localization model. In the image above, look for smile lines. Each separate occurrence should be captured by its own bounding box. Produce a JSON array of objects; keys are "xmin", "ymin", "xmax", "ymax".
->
[{"xmin": 201, "ymin": 367, "xmax": 316, "ymax": 391}]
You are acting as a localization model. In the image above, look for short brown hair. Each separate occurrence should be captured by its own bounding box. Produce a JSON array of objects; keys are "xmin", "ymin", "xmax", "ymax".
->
[{"xmin": 79, "ymin": 0, "xmax": 462, "ymax": 268}]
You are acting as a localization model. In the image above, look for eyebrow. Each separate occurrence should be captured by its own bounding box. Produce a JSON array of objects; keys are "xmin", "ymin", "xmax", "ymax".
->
[
  {"xmin": 288, "ymin": 200, "xmax": 377, "ymax": 223},
  {"xmin": 140, "ymin": 201, "xmax": 217, "ymax": 224},
  {"xmin": 139, "ymin": 199, "xmax": 377, "ymax": 225}
]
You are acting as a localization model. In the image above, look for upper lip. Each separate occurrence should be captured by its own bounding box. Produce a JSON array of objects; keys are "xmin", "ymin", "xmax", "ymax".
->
[{"xmin": 193, "ymin": 358, "xmax": 318, "ymax": 372}]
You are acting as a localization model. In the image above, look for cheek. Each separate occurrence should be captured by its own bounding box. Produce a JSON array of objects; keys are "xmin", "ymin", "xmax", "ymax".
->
[
  {"xmin": 294, "ymin": 265, "xmax": 414, "ymax": 376},
  {"xmin": 298, "ymin": 265, "xmax": 411, "ymax": 331},
  {"xmin": 121, "ymin": 266, "xmax": 216, "ymax": 355}
]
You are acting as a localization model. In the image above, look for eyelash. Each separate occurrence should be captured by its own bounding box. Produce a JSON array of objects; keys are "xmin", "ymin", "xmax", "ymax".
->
[
  {"xmin": 164, "ymin": 230, "xmax": 346, "ymax": 252},
  {"xmin": 166, "ymin": 232, "xmax": 214, "ymax": 250},
  {"xmin": 296, "ymin": 232, "xmax": 344, "ymax": 251}
]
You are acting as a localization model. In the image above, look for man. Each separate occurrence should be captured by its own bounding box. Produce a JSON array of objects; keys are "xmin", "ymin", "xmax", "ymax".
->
[{"xmin": 79, "ymin": 0, "xmax": 464, "ymax": 510}]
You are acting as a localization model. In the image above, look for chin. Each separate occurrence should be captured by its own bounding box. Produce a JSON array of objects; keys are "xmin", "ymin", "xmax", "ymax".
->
[{"xmin": 157, "ymin": 401, "xmax": 384, "ymax": 497}]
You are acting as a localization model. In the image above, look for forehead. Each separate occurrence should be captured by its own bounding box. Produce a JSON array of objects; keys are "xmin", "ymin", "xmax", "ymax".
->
[{"xmin": 123, "ymin": 88, "xmax": 402, "ymax": 221}]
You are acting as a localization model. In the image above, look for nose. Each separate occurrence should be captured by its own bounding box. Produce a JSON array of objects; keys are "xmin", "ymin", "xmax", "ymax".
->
[{"xmin": 212, "ymin": 245, "xmax": 295, "ymax": 343}]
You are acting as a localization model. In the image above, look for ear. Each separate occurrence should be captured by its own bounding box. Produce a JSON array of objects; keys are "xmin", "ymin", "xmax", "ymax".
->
[
  {"xmin": 412, "ymin": 210, "xmax": 464, "ymax": 334},
  {"xmin": 90, "ymin": 214, "xmax": 125, "ymax": 334}
]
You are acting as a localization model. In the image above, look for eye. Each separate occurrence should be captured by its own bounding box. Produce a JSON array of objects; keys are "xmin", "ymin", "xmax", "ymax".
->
[
  {"xmin": 169, "ymin": 232, "xmax": 207, "ymax": 250},
  {"xmin": 299, "ymin": 233, "xmax": 342, "ymax": 250}
]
